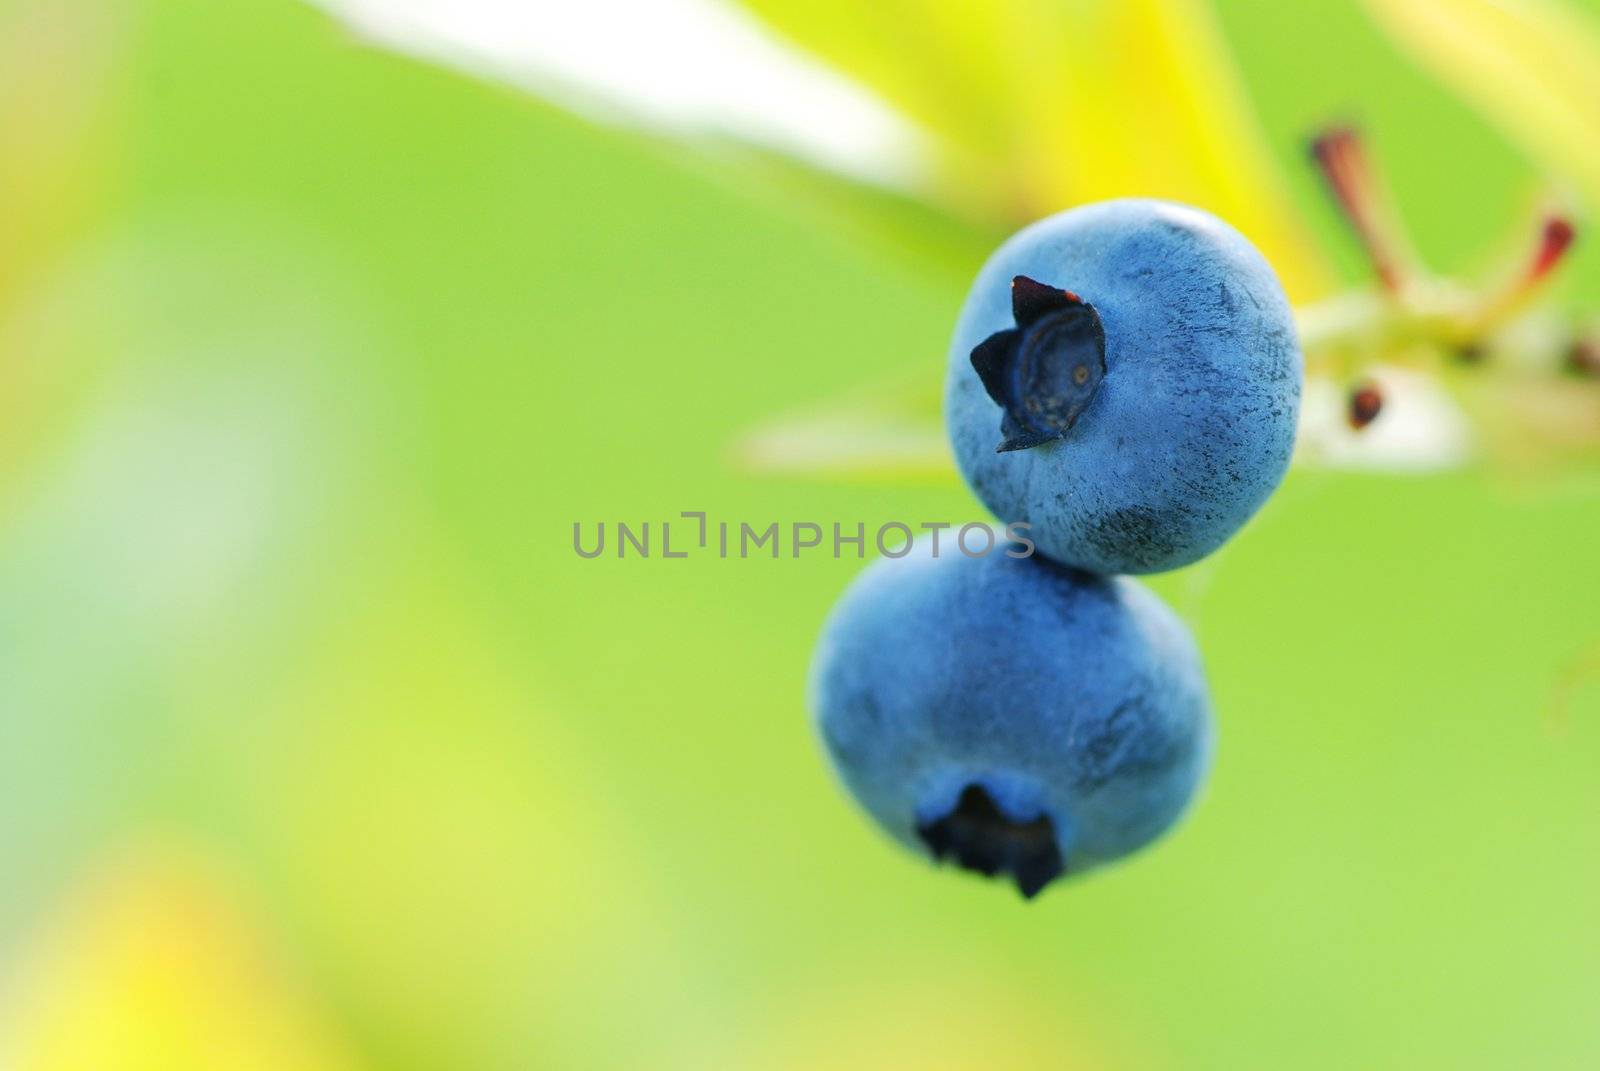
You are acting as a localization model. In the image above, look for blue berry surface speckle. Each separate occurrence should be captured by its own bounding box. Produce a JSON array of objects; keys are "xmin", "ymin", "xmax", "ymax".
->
[{"xmin": 946, "ymin": 198, "xmax": 1301, "ymax": 574}]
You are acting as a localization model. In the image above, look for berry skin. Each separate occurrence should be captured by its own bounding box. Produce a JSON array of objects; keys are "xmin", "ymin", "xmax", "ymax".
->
[
  {"xmin": 809, "ymin": 538, "xmax": 1212, "ymax": 898},
  {"xmin": 946, "ymin": 199, "xmax": 1301, "ymax": 575}
]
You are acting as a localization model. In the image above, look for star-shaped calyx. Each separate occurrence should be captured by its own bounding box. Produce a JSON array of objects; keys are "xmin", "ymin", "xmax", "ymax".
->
[
  {"xmin": 917, "ymin": 783, "xmax": 1065, "ymax": 899},
  {"xmin": 969, "ymin": 275, "xmax": 1107, "ymax": 452}
]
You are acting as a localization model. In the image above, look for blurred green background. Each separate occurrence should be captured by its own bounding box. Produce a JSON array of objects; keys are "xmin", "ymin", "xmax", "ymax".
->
[{"xmin": 1, "ymin": 1, "xmax": 1597, "ymax": 1068}]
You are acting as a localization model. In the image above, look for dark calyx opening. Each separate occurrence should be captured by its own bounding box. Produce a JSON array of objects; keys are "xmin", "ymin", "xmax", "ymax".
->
[
  {"xmin": 917, "ymin": 784, "xmax": 1064, "ymax": 899},
  {"xmin": 970, "ymin": 275, "xmax": 1107, "ymax": 453}
]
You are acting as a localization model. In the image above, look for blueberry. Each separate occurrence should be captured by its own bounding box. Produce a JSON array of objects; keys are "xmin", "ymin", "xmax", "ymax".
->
[
  {"xmin": 809, "ymin": 537, "xmax": 1212, "ymax": 898},
  {"xmin": 946, "ymin": 198, "xmax": 1301, "ymax": 574}
]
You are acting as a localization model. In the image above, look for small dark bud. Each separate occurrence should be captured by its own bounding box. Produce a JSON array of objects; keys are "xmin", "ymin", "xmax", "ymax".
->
[
  {"xmin": 1348, "ymin": 381, "xmax": 1384, "ymax": 429},
  {"xmin": 1567, "ymin": 337, "xmax": 1600, "ymax": 379},
  {"xmin": 1532, "ymin": 216, "xmax": 1576, "ymax": 280}
]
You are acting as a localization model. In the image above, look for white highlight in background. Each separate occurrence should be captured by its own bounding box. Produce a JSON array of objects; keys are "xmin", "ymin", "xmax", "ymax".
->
[
  {"xmin": 1300, "ymin": 368, "xmax": 1472, "ymax": 471},
  {"xmin": 307, "ymin": 0, "xmax": 930, "ymax": 189}
]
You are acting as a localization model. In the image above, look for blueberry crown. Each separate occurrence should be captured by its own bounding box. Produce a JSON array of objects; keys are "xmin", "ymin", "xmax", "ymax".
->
[{"xmin": 970, "ymin": 275, "xmax": 1107, "ymax": 453}]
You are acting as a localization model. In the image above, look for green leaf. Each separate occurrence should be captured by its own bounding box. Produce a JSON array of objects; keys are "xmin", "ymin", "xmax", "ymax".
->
[{"xmin": 730, "ymin": 365, "xmax": 956, "ymax": 483}]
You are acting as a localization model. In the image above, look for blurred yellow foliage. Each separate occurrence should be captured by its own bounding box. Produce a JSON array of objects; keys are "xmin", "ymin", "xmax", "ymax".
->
[
  {"xmin": 0, "ymin": 847, "xmax": 360, "ymax": 1071},
  {"xmin": 736, "ymin": 0, "xmax": 1333, "ymax": 300},
  {"xmin": 0, "ymin": 1, "xmax": 126, "ymax": 308},
  {"xmin": 715, "ymin": 964, "xmax": 1144, "ymax": 1070},
  {"xmin": 1360, "ymin": 0, "xmax": 1600, "ymax": 208}
]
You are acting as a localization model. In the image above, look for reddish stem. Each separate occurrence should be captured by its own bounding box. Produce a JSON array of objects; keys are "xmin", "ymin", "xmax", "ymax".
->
[{"xmin": 1310, "ymin": 127, "xmax": 1411, "ymax": 294}]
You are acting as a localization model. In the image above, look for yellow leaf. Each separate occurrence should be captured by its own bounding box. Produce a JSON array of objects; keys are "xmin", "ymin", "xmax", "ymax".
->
[
  {"xmin": 0, "ymin": 847, "xmax": 362, "ymax": 1071},
  {"xmin": 1359, "ymin": 0, "xmax": 1600, "ymax": 206},
  {"xmin": 720, "ymin": 961, "xmax": 1142, "ymax": 1070},
  {"xmin": 736, "ymin": 0, "xmax": 1332, "ymax": 300},
  {"xmin": 0, "ymin": 1, "xmax": 127, "ymax": 310},
  {"xmin": 232, "ymin": 574, "xmax": 688, "ymax": 1069}
]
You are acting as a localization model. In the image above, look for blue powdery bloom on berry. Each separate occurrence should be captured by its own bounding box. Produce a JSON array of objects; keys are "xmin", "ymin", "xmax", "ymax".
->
[
  {"xmin": 946, "ymin": 198, "xmax": 1302, "ymax": 575},
  {"xmin": 809, "ymin": 539, "xmax": 1212, "ymax": 898}
]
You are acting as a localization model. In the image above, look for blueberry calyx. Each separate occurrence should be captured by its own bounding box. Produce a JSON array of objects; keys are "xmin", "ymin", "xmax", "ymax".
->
[
  {"xmin": 970, "ymin": 275, "xmax": 1107, "ymax": 453},
  {"xmin": 916, "ymin": 783, "xmax": 1065, "ymax": 899}
]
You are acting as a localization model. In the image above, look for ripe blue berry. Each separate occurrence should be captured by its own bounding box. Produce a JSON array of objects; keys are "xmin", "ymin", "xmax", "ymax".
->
[
  {"xmin": 946, "ymin": 199, "xmax": 1301, "ymax": 574},
  {"xmin": 809, "ymin": 538, "xmax": 1212, "ymax": 898}
]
